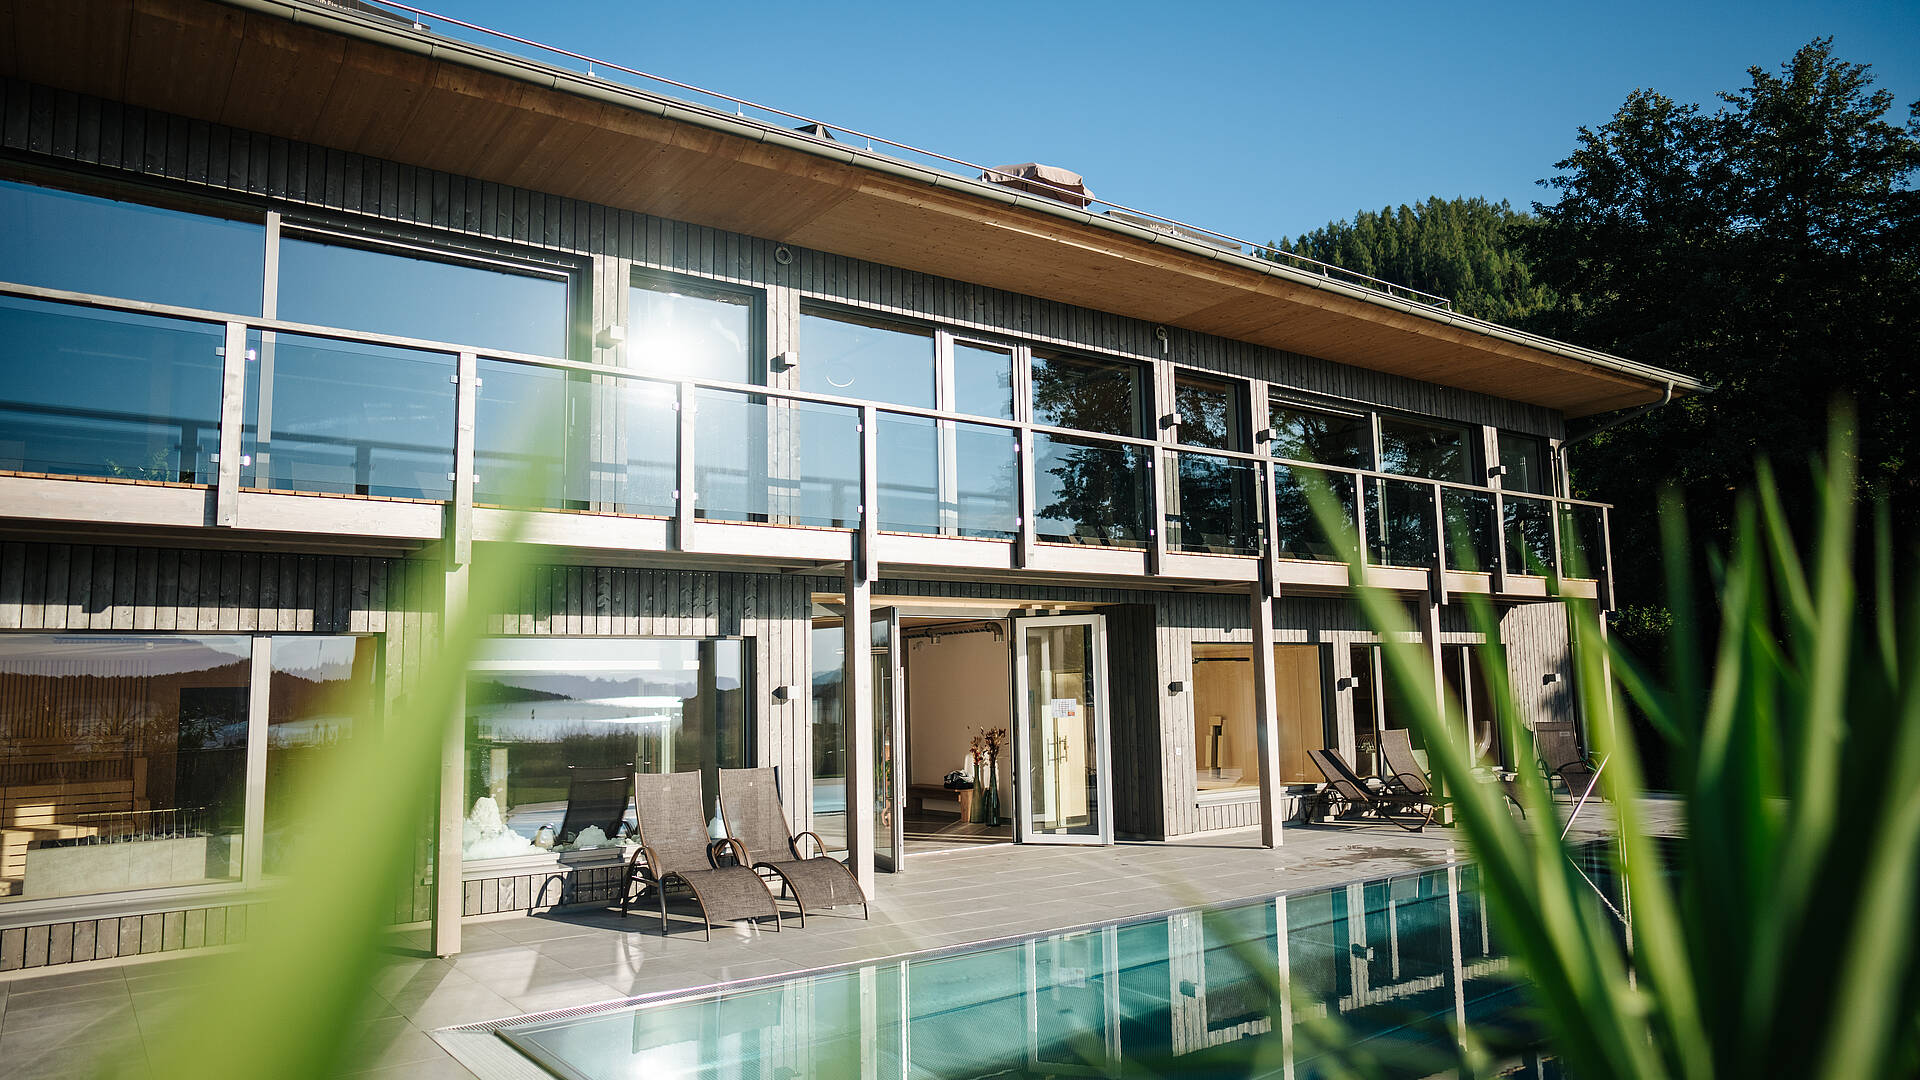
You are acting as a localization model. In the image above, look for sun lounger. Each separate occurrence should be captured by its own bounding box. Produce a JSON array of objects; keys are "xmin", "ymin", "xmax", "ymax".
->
[
  {"xmin": 622, "ymin": 771, "xmax": 779, "ymax": 940},
  {"xmin": 1308, "ymin": 748, "xmax": 1434, "ymax": 832},
  {"xmin": 1533, "ymin": 722, "xmax": 1603, "ymax": 802},
  {"xmin": 1380, "ymin": 728, "xmax": 1523, "ymax": 818},
  {"xmin": 720, "ymin": 767, "xmax": 867, "ymax": 926},
  {"xmin": 556, "ymin": 764, "xmax": 632, "ymax": 846}
]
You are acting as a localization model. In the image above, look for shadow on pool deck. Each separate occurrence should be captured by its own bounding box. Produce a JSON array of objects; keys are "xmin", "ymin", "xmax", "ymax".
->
[{"xmin": 0, "ymin": 799, "xmax": 1675, "ymax": 1079}]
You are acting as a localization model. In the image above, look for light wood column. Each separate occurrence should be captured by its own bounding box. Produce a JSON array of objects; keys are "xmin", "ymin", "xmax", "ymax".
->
[{"xmin": 844, "ymin": 560, "xmax": 875, "ymax": 899}]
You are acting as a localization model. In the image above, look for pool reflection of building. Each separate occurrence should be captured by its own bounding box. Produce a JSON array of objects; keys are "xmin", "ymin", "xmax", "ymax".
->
[{"xmin": 507, "ymin": 861, "xmax": 1546, "ymax": 1078}]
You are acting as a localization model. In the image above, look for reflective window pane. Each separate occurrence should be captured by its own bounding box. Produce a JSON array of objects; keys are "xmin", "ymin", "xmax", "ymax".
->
[
  {"xmin": 629, "ymin": 279, "xmax": 754, "ymax": 384},
  {"xmin": 952, "ymin": 422, "xmax": 1019, "ymax": 539},
  {"xmin": 1032, "ymin": 433, "xmax": 1149, "ymax": 548},
  {"xmin": 0, "ymin": 635, "xmax": 251, "ymax": 903},
  {"xmin": 278, "ymin": 237, "xmax": 568, "ymax": 357},
  {"xmin": 1269, "ymin": 403, "xmax": 1371, "ymax": 469},
  {"xmin": 1559, "ymin": 503, "xmax": 1606, "ymax": 580},
  {"xmin": 1498, "ymin": 432, "xmax": 1552, "ymax": 495},
  {"xmin": 1031, "ymin": 352, "xmax": 1145, "ymax": 438},
  {"xmin": 809, "ymin": 622, "xmax": 846, "ymax": 855},
  {"xmin": 464, "ymin": 638, "xmax": 750, "ymax": 862},
  {"xmin": 800, "ymin": 311, "xmax": 934, "ymax": 409},
  {"xmin": 1379, "ymin": 417, "xmax": 1475, "ymax": 483},
  {"xmin": 1193, "ymin": 642, "xmax": 1326, "ymax": 789},
  {"xmin": 0, "ymin": 295, "xmax": 224, "ymax": 484},
  {"xmin": 874, "ymin": 413, "xmax": 939, "ymax": 534},
  {"xmin": 1173, "ymin": 374, "xmax": 1242, "ymax": 451},
  {"xmin": 242, "ymin": 334, "xmax": 456, "ymax": 500},
  {"xmin": 602, "ymin": 379, "xmax": 679, "ymax": 516},
  {"xmin": 0, "ymin": 178, "xmax": 263, "ymax": 314},
  {"xmin": 952, "ymin": 342, "xmax": 1014, "ymax": 420},
  {"xmin": 264, "ymin": 636, "xmax": 379, "ymax": 875}
]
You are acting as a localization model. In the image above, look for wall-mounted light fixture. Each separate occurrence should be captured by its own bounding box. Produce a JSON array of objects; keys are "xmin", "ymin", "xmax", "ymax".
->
[
  {"xmin": 595, "ymin": 324, "xmax": 627, "ymax": 349},
  {"xmin": 1335, "ymin": 676, "xmax": 1359, "ymax": 691},
  {"xmin": 772, "ymin": 350, "xmax": 798, "ymax": 372},
  {"xmin": 1167, "ymin": 680, "xmax": 1188, "ymax": 695},
  {"xmin": 771, "ymin": 685, "xmax": 792, "ymax": 703},
  {"xmin": 1488, "ymin": 464, "xmax": 1510, "ymax": 478},
  {"xmin": 1153, "ymin": 325, "xmax": 1170, "ymax": 353},
  {"xmin": 1159, "ymin": 412, "xmax": 1183, "ymax": 430},
  {"xmin": 1254, "ymin": 428, "xmax": 1273, "ymax": 444},
  {"xmin": 1542, "ymin": 672, "xmax": 1562, "ymax": 686},
  {"xmin": 773, "ymin": 245, "xmax": 795, "ymax": 266}
]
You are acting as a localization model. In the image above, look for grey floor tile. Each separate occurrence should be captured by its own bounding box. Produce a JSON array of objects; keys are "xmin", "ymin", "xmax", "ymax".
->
[{"xmin": 341, "ymin": 1014, "xmax": 451, "ymax": 1073}]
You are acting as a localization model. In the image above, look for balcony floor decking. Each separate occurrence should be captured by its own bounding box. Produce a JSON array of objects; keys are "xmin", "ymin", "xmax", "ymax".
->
[{"xmin": 0, "ymin": 799, "xmax": 1680, "ymax": 1079}]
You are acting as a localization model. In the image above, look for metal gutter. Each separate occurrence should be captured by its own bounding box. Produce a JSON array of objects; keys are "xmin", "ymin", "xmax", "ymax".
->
[{"xmin": 219, "ymin": 0, "xmax": 1706, "ymax": 400}]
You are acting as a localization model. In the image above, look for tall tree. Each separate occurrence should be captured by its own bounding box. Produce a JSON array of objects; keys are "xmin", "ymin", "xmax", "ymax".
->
[
  {"xmin": 1526, "ymin": 39, "xmax": 1920, "ymax": 611},
  {"xmin": 1275, "ymin": 196, "xmax": 1557, "ymax": 326}
]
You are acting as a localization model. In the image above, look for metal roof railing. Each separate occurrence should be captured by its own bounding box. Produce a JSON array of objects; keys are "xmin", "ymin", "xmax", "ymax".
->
[{"xmin": 349, "ymin": 0, "xmax": 1456, "ymax": 312}]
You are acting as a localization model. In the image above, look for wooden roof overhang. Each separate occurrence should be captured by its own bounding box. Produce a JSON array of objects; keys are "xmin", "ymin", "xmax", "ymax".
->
[{"xmin": 0, "ymin": 0, "xmax": 1704, "ymax": 417}]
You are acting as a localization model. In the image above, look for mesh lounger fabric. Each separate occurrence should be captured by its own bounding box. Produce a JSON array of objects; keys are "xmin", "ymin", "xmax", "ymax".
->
[
  {"xmin": 720, "ymin": 767, "xmax": 866, "ymax": 913},
  {"xmin": 1308, "ymin": 749, "xmax": 1433, "ymax": 832},
  {"xmin": 631, "ymin": 771, "xmax": 777, "ymax": 931}
]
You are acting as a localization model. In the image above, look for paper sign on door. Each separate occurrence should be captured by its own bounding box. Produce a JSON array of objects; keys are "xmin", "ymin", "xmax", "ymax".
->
[{"xmin": 1049, "ymin": 698, "xmax": 1078, "ymax": 720}]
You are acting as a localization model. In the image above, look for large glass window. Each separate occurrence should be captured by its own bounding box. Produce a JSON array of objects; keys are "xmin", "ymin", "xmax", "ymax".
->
[
  {"xmin": 1174, "ymin": 373, "xmax": 1244, "ymax": 451},
  {"xmin": 952, "ymin": 341, "xmax": 1015, "ymax": 420},
  {"xmin": 462, "ymin": 638, "xmax": 751, "ymax": 863},
  {"xmin": 0, "ymin": 177, "xmax": 264, "ymax": 314},
  {"xmin": 629, "ymin": 276, "xmax": 755, "ymax": 385},
  {"xmin": 1498, "ymin": 432, "xmax": 1551, "ymax": 495},
  {"xmin": 800, "ymin": 310, "xmax": 935, "ymax": 409},
  {"xmin": 1192, "ymin": 643, "xmax": 1326, "ymax": 792},
  {"xmin": 277, "ymin": 236, "xmax": 569, "ymax": 358},
  {"xmin": 1379, "ymin": 417, "xmax": 1475, "ymax": 483},
  {"xmin": 0, "ymin": 635, "xmax": 252, "ymax": 904},
  {"xmin": 809, "ymin": 622, "xmax": 846, "ymax": 855},
  {"xmin": 264, "ymin": 636, "xmax": 380, "ymax": 875},
  {"xmin": 1030, "ymin": 352, "xmax": 1146, "ymax": 438},
  {"xmin": 1269, "ymin": 403, "xmax": 1372, "ymax": 469}
]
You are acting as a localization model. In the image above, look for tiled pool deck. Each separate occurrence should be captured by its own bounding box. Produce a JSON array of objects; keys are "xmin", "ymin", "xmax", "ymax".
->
[{"xmin": 0, "ymin": 802, "xmax": 1676, "ymax": 1079}]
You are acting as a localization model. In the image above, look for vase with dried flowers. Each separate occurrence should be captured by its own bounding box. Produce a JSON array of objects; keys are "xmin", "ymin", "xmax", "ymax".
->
[{"xmin": 969, "ymin": 727, "xmax": 1007, "ymax": 827}]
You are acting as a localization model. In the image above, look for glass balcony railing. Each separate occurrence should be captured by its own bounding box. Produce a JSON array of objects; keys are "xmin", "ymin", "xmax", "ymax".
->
[
  {"xmin": 1031, "ymin": 433, "xmax": 1150, "ymax": 548},
  {"xmin": 1365, "ymin": 476, "xmax": 1438, "ymax": 570},
  {"xmin": 1558, "ymin": 502, "xmax": 1606, "ymax": 580},
  {"xmin": 1442, "ymin": 488, "xmax": 1498, "ymax": 573},
  {"xmin": 1503, "ymin": 494, "xmax": 1557, "ymax": 577},
  {"xmin": 0, "ymin": 295, "xmax": 224, "ymax": 484},
  {"xmin": 0, "ymin": 284, "xmax": 1615, "ymax": 592},
  {"xmin": 874, "ymin": 413, "xmax": 1018, "ymax": 539},
  {"xmin": 243, "ymin": 333, "xmax": 456, "ymax": 500},
  {"xmin": 694, "ymin": 388, "xmax": 860, "ymax": 529},
  {"xmin": 1270, "ymin": 463, "xmax": 1357, "ymax": 562},
  {"xmin": 1169, "ymin": 451, "xmax": 1261, "ymax": 556}
]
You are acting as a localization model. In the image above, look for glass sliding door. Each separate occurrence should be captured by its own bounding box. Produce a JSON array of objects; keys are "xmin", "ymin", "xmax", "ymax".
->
[
  {"xmin": 1012, "ymin": 615, "xmax": 1113, "ymax": 844},
  {"xmin": 872, "ymin": 608, "xmax": 906, "ymax": 871}
]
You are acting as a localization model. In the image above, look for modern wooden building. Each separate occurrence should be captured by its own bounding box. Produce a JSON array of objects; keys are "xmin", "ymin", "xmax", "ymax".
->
[{"xmin": 0, "ymin": 0, "xmax": 1699, "ymax": 969}]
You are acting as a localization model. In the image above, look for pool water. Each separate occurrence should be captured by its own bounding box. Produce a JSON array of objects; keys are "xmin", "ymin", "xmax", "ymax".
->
[{"xmin": 501, "ymin": 859, "xmax": 1576, "ymax": 1079}]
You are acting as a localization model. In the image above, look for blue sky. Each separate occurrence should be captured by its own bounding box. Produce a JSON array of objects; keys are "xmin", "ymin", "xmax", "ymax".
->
[{"xmin": 429, "ymin": 1, "xmax": 1918, "ymax": 243}]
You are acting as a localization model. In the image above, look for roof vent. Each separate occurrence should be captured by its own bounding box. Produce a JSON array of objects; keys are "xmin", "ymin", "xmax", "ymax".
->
[{"xmin": 980, "ymin": 163, "xmax": 1093, "ymax": 208}]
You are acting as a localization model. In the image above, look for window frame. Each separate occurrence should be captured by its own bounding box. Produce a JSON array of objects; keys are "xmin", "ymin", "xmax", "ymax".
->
[
  {"xmin": 1376, "ymin": 413, "xmax": 1481, "ymax": 484},
  {"xmin": 1265, "ymin": 396, "xmax": 1377, "ymax": 471}
]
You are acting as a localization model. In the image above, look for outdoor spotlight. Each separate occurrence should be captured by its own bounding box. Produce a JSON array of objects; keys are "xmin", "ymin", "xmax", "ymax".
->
[
  {"xmin": 1167, "ymin": 680, "xmax": 1188, "ymax": 694},
  {"xmin": 1488, "ymin": 464, "xmax": 1509, "ymax": 478},
  {"xmin": 1335, "ymin": 676, "xmax": 1359, "ymax": 691},
  {"xmin": 1160, "ymin": 411, "xmax": 1183, "ymax": 430},
  {"xmin": 772, "ymin": 350, "xmax": 799, "ymax": 372},
  {"xmin": 1543, "ymin": 672, "xmax": 1563, "ymax": 685},
  {"xmin": 771, "ymin": 685, "xmax": 792, "ymax": 703},
  {"xmin": 595, "ymin": 324, "xmax": 627, "ymax": 349}
]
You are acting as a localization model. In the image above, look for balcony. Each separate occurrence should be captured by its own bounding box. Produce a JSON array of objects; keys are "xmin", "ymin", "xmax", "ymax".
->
[{"xmin": 0, "ymin": 284, "xmax": 1612, "ymax": 603}]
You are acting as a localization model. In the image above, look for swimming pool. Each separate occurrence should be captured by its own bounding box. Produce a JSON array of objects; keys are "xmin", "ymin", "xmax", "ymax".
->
[{"xmin": 492, "ymin": 853, "xmax": 1583, "ymax": 1079}]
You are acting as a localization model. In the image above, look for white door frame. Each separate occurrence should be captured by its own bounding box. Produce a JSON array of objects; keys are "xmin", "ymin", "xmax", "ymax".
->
[{"xmin": 1011, "ymin": 613, "xmax": 1115, "ymax": 846}]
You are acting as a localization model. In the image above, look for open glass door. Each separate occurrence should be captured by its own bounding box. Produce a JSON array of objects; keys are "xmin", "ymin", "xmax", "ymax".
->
[
  {"xmin": 872, "ymin": 607, "xmax": 906, "ymax": 871},
  {"xmin": 1012, "ymin": 614, "xmax": 1113, "ymax": 844}
]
